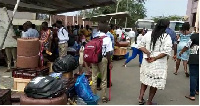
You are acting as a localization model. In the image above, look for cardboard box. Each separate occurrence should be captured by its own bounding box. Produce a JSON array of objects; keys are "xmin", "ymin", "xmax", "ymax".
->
[
  {"xmin": 13, "ymin": 78, "xmax": 31, "ymax": 92},
  {"xmin": 62, "ymin": 72, "xmax": 73, "ymax": 79},
  {"xmin": 114, "ymin": 47, "xmax": 127, "ymax": 55}
]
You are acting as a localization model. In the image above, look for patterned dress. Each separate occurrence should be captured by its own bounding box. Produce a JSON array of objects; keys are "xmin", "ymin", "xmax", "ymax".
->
[
  {"xmin": 177, "ymin": 34, "xmax": 191, "ymax": 61},
  {"xmin": 138, "ymin": 32, "xmax": 172, "ymax": 90}
]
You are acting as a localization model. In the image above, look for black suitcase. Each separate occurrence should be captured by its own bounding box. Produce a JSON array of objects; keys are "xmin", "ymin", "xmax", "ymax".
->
[{"xmin": 0, "ymin": 89, "xmax": 11, "ymax": 105}]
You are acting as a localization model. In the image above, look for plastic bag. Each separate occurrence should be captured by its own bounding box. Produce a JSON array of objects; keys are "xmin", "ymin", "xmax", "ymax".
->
[
  {"xmin": 53, "ymin": 55, "xmax": 78, "ymax": 73},
  {"xmin": 75, "ymin": 73, "xmax": 96, "ymax": 101}
]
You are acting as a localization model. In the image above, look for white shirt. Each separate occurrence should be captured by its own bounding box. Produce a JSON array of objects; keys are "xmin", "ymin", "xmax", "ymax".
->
[
  {"xmin": 128, "ymin": 30, "xmax": 135, "ymax": 38},
  {"xmin": 57, "ymin": 27, "xmax": 69, "ymax": 44},
  {"xmin": 22, "ymin": 28, "xmax": 39, "ymax": 38},
  {"xmin": 116, "ymin": 29, "xmax": 122, "ymax": 38},
  {"xmin": 96, "ymin": 32, "xmax": 113, "ymax": 56},
  {"xmin": 131, "ymin": 34, "xmax": 143, "ymax": 48}
]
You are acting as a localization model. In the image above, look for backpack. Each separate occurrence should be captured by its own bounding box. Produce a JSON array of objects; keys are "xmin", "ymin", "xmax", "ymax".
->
[
  {"xmin": 61, "ymin": 28, "xmax": 75, "ymax": 47},
  {"xmin": 24, "ymin": 76, "xmax": 64, "ymax": 99},
  {"xmin": 83, "ymin": 36, "xmax": 106, "ymax": 63}
]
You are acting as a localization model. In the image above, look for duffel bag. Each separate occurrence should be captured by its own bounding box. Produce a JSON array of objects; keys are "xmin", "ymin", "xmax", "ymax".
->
[
  {"xmin": 52, "ymin": 55, "xmax": 78, "ymax": 73},
  {"xmin": 24, "ymin": 76, "xmax": 64, "ymax": 99}
]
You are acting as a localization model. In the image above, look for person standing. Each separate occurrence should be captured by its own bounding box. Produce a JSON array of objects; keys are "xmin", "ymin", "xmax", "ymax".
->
[
  {"xmin": 21, "ymin": 21, "xmax": 39, "ymax": 38},
  {"xmin": 138, "ymin": 19, "xmax": 172, "ymax": 105},
  {"xmin": 179, "ymin": 32, "xmax": 199, "ymax": 101},
  {"xmin": 56, "ymin": 20, "xmax": 69, "ymax": 57},
  {"xmin": 165, "ymin": 20, "xmax": 177, "ymax": 60},
  {"xmin": 39, "ymin": 22, "xmax": 52, "ymax": 55},
  {"xmin": 123, "ymin": 29, "xmax": 144, "ymax": 67},
  {"xmin": 174, "ymin": 22, "xmax": 191, "ymax": 77},
  {"xmin": 91, "ymin": 23, "xmax": 113, "ymax": 103}
]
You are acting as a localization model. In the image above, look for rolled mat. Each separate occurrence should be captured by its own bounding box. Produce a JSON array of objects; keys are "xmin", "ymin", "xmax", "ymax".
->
[
  {"xmin": 17, "ymin": 55, "xmax": 39, "ymax": 68},
  {"xmin": 17, "ymin": 38, "xmax": 40, "ymax": 57}
]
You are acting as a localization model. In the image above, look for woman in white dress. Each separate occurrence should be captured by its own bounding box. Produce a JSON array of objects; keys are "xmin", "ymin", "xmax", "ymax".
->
[{"xmin": 137, "ymin": 19, "xmax": 172, "ymax": 105}]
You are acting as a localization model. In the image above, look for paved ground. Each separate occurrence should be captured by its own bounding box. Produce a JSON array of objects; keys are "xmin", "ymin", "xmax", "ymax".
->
[{"xmin": 0, "ymin": 52, "xmax": 199, "ymax": 105}]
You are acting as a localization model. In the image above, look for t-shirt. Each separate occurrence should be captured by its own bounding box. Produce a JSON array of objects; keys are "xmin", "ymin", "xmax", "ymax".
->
[
  {"xmin": 186, "ymin": 33, "xmax": 199, "ymax": 65},
  {"xmin": 22, "ymin": 28, "xmax": 39, "ymax": 38},
  {"xmin": 165, "ymin": 28, "xmax": 177, "ymax": 44}
]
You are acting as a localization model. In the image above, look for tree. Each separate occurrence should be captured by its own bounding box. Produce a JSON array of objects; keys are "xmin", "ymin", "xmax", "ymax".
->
[
  {"xmin": 152, "ymin": 15, "xmax": 184, "ymax": 23},
  {"xmin": 80, "ymin": 0, "xmax": 147, "ymax": 28}
]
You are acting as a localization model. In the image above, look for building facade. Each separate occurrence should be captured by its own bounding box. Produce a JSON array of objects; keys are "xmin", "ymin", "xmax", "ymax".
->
[{"xmin": 186, "ymin": 0, "xmax": 199, "ymax": 26}]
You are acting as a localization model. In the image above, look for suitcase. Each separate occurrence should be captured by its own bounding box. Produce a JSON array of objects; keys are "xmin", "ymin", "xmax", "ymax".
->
[
  {"xmin": 20, "ymin": 93, "xmax": 67, "ymax": 105},
  {"xmin": 12, "ymin": 66, "xmax": 49, "ymax": 79},
  {"xmin": 116, "ymin": 41, "xmax": 130, "ymax": 47},
  {"xmin": 17, "ymin": 38, "xmax": 40, "ymax": 57},
  {"xmin": 0, "ymin": 89, "xmax": 11, "ymax": 105},
  {"xmin": 17, "ymin": 55, "xmax": 39, "ymax": 68},
  {"xmin": 11, "ymin": 92, "xmax": 24, "ymax": 103},
  {"xmin": 62, "ymin": 78, "xmax": 77, "ymax": 99}
]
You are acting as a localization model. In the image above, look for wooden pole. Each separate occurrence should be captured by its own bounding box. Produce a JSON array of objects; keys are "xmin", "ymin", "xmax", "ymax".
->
[{"xmin": 0, "ymin": 0, "xmax": 21, "ymax": 50}]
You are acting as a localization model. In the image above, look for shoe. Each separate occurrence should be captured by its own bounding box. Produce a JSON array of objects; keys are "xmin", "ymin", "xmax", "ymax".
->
[
  {"xmin": 122, "ymin": 64, "xmax": 126, "ymax": 67},
  {"xmin": 185, "ymin": 73, "xmax": 189, "ymax": 77}
]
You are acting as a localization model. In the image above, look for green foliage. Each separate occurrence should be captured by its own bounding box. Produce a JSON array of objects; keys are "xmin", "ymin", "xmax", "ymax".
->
[
  {"xmin": 152, "ymin": 15, "xmax": 184, "ymax": 23},
  {"xmin": 80, "ymin": 0, "xmax": 147, "ymax": 28}
]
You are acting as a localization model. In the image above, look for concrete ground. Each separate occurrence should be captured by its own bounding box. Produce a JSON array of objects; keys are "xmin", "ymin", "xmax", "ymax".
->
[{"xmin": 0, "ymin": 53, "xmax": 199, "ymax": 105}]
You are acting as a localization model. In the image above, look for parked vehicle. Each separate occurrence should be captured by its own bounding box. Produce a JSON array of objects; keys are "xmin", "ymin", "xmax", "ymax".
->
[{"xmin": 135, "ymin": 19, "xmax": 155, "ymax": 31}]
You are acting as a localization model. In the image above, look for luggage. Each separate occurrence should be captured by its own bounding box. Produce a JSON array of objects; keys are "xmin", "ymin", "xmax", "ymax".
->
[
  {"xmin": 24, "ymin": 76, "xmax": 65, "ymax": 99},
  {"xmin": 17, "ymin": 38, "xmax": 40, "ymax": 57},
  {"xmin": 53, "ymin": 55, "xmax": 78, "ymax": 73},
  {"xmin": 20, "ymin": 93, "xmax": 67, "ymax": 105},
  {"xmin": 11, "ymin": 92, "xmax": 24, "ymax": 103},
  {"xmin": 116, "ymin": 41, "xmax": 129, "ymax": 47},
  {"xmin": 0, "ymin": 89, "xmax": 11, "ymax": 105},
  {"xmin": 62, "ymin": 78, "xmax": 77, "ymax": 99},
  {"xmin": 17, "ymin": 55, "xmax": 39, "ymax": 68},
  {"xmin": 12, "ymin": 66, "xmax": 49, "ymax": 79},
  {"xmin": 84, "ymin": 36, "xmax": 106, "ymax": 63}
]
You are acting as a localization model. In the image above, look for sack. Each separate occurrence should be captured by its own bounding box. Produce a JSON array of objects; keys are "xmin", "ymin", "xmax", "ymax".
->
[
  {"xmin": 75, "ymin": 73, "xmax": 95, "ymax": 101},
  {"xmin": 83, "ymin": 36, "xmax": 106, "ymax": 63},
  {"xmin": 61, "ymin": 29, "xmax": 75, "ymax": 47},
  {"xmin": 53, "ymin": 55, "xmax": 78, "ymax": 73},
  {"xmin": 24, "ymin": 76, "xmax": 64, "ymax": 99}
]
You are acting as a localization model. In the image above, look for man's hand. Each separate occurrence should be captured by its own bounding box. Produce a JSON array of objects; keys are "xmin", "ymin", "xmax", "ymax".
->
[
  {"xmin": 145, "ymin": 57, "xmax": 156, "ymax": 63},
  {"xmin": 179, "ymin": 52, "xmax": 182, "ymax": 57},
  {"xmin": 109, "ymin": 63, "xmax": 113, "ymax": 70},
  {"xmin": 173, "ymin": 55, "xmax": 176, "ymax": 61}
]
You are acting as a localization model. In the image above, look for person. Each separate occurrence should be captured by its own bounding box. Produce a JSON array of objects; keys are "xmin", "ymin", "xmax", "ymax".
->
[
  {"xmin": 22, "ymin": 21, "xmax": 39, "ymax": 38},
  {"xmin": 179, "ymin": 31, "xmax": 199, "ymax": 101},
  {"xmin": 91, "ymin": 23, "xmax": 113, "ymax": 103},
  {"xmin": 165, "ymin": 20, "xmax": 177, "ymax": 60},
  {"xmin": 116, "ymin": 26, "xmax": 123, "ymax": 39},
  {"xmin": 39, "ymin": 22, "xmax": 52, "ymax": 55},
  {"xmin": 192, "ymin": 27, "xmax": 197, "ymax": 34},
  {"xmin": 73, "ymin": 25, "xmax": 79, "ymax": 36},
  {"xmin": 3, "ymin": 25, "xmax": 17, "ymax": 72},
  {"xmin": 174, "ymin": 22, "xmax": 191, "ymax": 77},
  {"xmin": 110, "ymin": 24, "xmax": 117, "ymax": 44},
  {"xmin": 123, "ymin": 29, "xmax": 144, "ymax": 67},
  {"xmin": 84, "ymin": 25, "xmax": 92, "ymax": 42},
  {"xmin": 56, "ymin": 20, "xmax": 69, "ymax": 57},
  {"xmin": 106, "ymin": 26, "xmax": 114, "ymax": 88},
  {"xmin": 138, "ymin": 19, "xmax": 172, "ymax": 105}
]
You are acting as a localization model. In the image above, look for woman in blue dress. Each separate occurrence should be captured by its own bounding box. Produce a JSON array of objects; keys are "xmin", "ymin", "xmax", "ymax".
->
[{"xmin": 174, "ymin": 22, "xmax": 191, "ymax": 77}]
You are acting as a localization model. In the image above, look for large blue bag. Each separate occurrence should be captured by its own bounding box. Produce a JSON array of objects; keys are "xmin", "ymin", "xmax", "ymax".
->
[{"xmin": 75, "ymin": 73, "xmax": 96, "ymax": 101}]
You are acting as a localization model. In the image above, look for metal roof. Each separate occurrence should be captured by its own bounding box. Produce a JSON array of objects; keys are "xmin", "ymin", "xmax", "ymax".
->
[
  {"xmin": 0, "ymin": 0, "xmax": 116, "ymax": 14},
  {"xmin": 82, "ymin": 11, "xmax": 130, "ymax": 21}
]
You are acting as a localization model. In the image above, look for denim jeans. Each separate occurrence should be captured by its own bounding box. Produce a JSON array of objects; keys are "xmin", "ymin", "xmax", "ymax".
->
[
  {"xmin": 189, "ymin": 64, "xmax": 199, "ymax": 97},
  {"xmin": 125, "ymin": 47, "xmax": 143, "ymax": 64}
]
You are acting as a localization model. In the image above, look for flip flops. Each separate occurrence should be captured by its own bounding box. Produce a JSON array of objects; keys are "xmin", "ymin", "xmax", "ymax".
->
[
  {"xmin": 139, "ymin": 99, "xmax": 145, "ymax": 105},
  {"xmin": 185, "ymin": 95, "xmax": 195, "ymax": 101}
]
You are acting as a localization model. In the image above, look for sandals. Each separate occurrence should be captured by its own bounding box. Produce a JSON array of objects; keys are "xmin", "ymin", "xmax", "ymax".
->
[
  {"xmin": 102, "ymin": 97, "xmax": 109, "ymax": 103},
  {"xmin": 185, "ymin": 95, "xmax": 195, "ymax": 101},
  {"xmin": 138, "ymin": 99, "xmax": 145, "ymax": 105},
  {"xmin": 173, "ymin": 72, "xmax": 177, "ymax": 75},
  {"xmin": 185, "ymin": 73, "xmax": 189, "ymax": 77}
]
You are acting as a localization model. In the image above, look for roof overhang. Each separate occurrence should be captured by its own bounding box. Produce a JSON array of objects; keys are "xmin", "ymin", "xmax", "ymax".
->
[
  {"xmin": 82, "ymin": 11, "xmax": 130, "ymax": 21},
  {"xmin": 0, "ymin": 0, "xmax": 116, "ymax": 14}
]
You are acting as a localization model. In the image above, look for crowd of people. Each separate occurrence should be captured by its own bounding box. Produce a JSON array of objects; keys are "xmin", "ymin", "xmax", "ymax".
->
[{"xmin": 2, "ymin": 18, "xmax": 199, "ymax": 105}]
